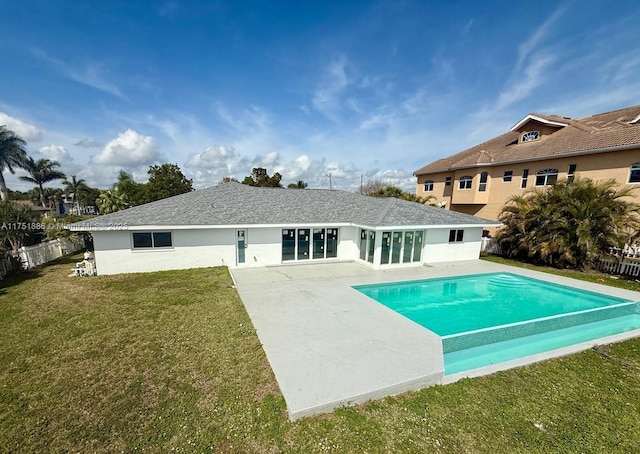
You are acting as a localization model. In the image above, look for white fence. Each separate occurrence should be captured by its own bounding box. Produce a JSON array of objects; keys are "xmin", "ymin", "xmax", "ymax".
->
[
  {"xmin": 480, "ymin": 237, "xmax": 503, "ymax": 256},
  {"xmin": 597, "ymin": 256, "xmax": 640, "ymax": 278},
  {"xmin": 17, "ymin": 237, "xmax": 85, "ymax": 270}
]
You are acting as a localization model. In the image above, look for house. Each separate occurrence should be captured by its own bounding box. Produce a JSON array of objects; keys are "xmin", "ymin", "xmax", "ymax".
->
[
  {"xmin": 67, "ymin": 182, "xmax": 499, "ymax": 275},
  {"xmin": 414, "ymin": 105, "xmax": 640, "ymax": 223}
]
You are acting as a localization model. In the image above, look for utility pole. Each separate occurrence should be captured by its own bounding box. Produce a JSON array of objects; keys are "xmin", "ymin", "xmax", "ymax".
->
[{"xmin": 328, "ymin": 172, "xmax": 333, "ymax": 190}]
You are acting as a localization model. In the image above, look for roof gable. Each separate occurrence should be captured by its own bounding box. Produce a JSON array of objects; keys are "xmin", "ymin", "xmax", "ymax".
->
[{"xmin": 510, "ymin": 114, "xmax": 569, "ymax": 132}]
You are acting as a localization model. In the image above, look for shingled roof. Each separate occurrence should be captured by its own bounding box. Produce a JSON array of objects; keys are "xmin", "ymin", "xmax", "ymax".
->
[
  {"xmin": 68, "ymin": 182, "xmax": 498, "ymax": 231},
  {"xmin": 415, "ymin": 105, "xmax": 640, "ymax": 175}
]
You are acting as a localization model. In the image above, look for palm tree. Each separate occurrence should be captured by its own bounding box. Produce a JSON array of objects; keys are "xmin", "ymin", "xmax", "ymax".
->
[
  {"xmin": 62, "ymin": 175, "xmax": 88, "ymax": 214},
  {"xmin": 287, "ymin": 180, "xmax": 308, "ymax": 189},
  {"xmin": 19, "ymin": 158, "xmax": 66, "ymax": 207},
  {"xmin": 497, "ymin": 177, "xmax": 640, "ymax": 269},
  {"xmin": 0, "ymin": 126, "xmax": 29, "ymax": 201},
  {"xmin": 96, "ymin": 188, "xmax": 128, "ymax": 214}
]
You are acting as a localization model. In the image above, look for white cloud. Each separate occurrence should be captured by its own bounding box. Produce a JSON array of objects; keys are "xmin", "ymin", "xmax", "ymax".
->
[
  {"xmin": 495, "ymin": 52, "xmax": 556, "ymax": 110},
  {"xmin": 30, "ymin": 48, "xmax": 124, "ymax": 99},
  {"xmin": 38, "ymin": 144, "xmax": 73, "ymax": 163},
  {"xmin": 74, "ymin": 138, "xmax": 103, "ymax": 148},
  {"xmin": 186, "ymin": 145, "xmax": 237, "ymax": 170},
  {"xmin": 92, "ymin": 129, "xmax": 162, "ymax": 166},
  {"xmin": 312, "ymin": 54, "xmax": 351, "ymax": 119},
  {"xmin": 0, "ymin": 112, "xmax": 43, "ymax": 141}
]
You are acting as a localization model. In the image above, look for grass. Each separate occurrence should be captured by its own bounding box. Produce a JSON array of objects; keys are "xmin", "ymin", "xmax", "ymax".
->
[{"xmin": 1, "ymin": 254, "xmax": 639, "ymax": 453}]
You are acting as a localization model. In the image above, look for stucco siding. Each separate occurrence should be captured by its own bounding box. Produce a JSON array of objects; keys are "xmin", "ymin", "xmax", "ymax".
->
[
  {"xmin": 93, "ymin": 229, "xmax": 236, "ymax": 275},
  {"xmin": 423, "ymin": 227, "xmax": 483, "ymax": 263}
]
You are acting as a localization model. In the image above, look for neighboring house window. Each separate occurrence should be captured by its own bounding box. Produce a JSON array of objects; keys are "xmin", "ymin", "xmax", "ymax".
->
[
  {"xmin": 503, "ymin": 170, "xmax": 513, "ymax": 182},
  {"xmin": 629, "ymin": 163, "xmax": 640, "ymax": 183},
  {"xmin": 478, "ymin": 172, "xmax": 488, "ymax": 192},
  {"xmin": 535, "ymin": 169, "xmax": 558, "ymax": 186},
  {"xmin": 521, "ymin": 131, "xmax": 540, "ymax": 142},
  {"xmin": 445, "ymin": 176, "xmax": 452, "ymax": 186},
  {"xmin": 423, "ymin": 180, "xmax": 434, "ymax": 192},
  {"xmin": 448, "ymin": 229, "xmax": 464, "ymax": 243},
  {"xmin": 132, "ymin": 232, "xmax": 173, "ymax": 249},
  {"xmin": 567, "ymin": 164, "xmax": 577, "ymax": 182},
  {"xmin": 459, "ymin": 175, "xmax": 473, "ymax": 190},
  {"xmin": 521, "ymin": 169, "xmax": 529, "ymax": 189}
]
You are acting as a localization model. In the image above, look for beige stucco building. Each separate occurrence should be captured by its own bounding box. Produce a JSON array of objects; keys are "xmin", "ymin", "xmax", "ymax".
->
[{"xmin": 414, "ymin": 105, "xmax": 640, "ymax": 225}]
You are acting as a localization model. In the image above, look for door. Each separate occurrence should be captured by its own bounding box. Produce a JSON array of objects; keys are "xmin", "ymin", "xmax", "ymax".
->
[
  {"xmin": 236, "ymin": 230, "xmax": 246, "ymax": 264},
  {"xmin": 297, "ymin": 229, "xmax": 310, "ymax": 260},
  {"xmin": 282, "ymin": 229, "xmax": 295, "ymax": 261},
  {"xmin": 313, "ymin": 228, "xmax": 325, "ymax": 259}
]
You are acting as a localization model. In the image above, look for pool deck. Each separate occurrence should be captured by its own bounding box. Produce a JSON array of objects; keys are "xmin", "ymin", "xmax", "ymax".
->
[{"xmin": 230, "ymin": 260, "xmax": 640, "ymax": 421}]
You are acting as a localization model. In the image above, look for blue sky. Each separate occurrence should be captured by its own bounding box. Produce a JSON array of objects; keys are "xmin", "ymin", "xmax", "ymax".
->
[{"xmin": 1, "ymin": 0, "xmax": 639, "ymax": 193}]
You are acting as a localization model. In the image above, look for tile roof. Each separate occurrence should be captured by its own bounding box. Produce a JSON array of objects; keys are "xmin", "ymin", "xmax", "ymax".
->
[
  {"xmin": 68, "ymin": 182, "xmax": 498, "ymax": 231},
  {"xmin": 415, "ymin": 105, "xmax": 640, "ymax": 175}
]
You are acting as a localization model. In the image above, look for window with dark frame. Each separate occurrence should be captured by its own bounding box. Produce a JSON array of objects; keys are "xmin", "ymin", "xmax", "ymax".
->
[
  {"xmin": 478, "ymin": 172, "xmax": 488, "ymax": 192},
  {"xmin": 535, "ymin": 169, "xmax": 558, "ymax": 186},
  {"xmin": 445, "ymin": 176, "xmax": 452, "ymax": 186},
  {"xmin": 132, "ymin": 231, "xmax": 172, "ymax": 249},
  {"xmin": 448, "ymin": 229, "xmax": 464, "ymax": 243},
  {"xmin": 630, "ymin": 163, "xmax": 640, "ymax": 183},
  {"xmin": 459, "ymin": 175, "xmax": 473, "ymax": 190},
  {"xmin": 423, "ymin": 180, "xmax": 434, "ymax": 192},
  {"xmin": 521, "ymin": 169, "xmax": 529, "ymax": 188}
]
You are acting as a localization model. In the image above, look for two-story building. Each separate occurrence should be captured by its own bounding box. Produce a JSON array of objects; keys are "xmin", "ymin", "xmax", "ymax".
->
[{"xmin": 414, "ymin": 105, "xmax": 640, "ymax": 225}]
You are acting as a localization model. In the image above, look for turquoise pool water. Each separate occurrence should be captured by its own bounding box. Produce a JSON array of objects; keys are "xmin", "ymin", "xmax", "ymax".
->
[{"xmin": 354, "ymin": 273, "xmax": 640, "ymax": 374}]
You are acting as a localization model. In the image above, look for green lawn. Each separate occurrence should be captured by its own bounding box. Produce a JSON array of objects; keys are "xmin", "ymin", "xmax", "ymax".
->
[{"xmin": 1, "ymin": 255, "xmax": 639, "ymax": 453}]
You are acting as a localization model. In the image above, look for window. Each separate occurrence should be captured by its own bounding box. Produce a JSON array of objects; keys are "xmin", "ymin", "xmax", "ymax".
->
[
  {"xmin": 535, "ymin": 169, "xmax": 558, "ymax": 186},
  {"xmin": 478, "ymin": 172, "xmax": 488, "ymax": 192},
  {"xmin": 132, "ymin": 231, "xmax": 172, "ymax": 249},
  {"xmin": 449, "ymin": 229, "xmax": 464, "ymax": 243},
  {"xmin": 629, "ymin": 163, "xmax": 640, "ymax": 183},
  {"xmin": 567, "ymin": 164, "xmax": 577, "ymax": 182},
  {"xmin": 284, "ymin": 227, "xmax": 338, "ymax": 261},
  {"xmin": 521, "ymin": 169, "xmax": 529, "ymax": 189},
  {"xmin": 445, "ymin": 176, "xmax": 452, "ymax": 186},
  {"xmin": 459, "ymin": 175, "xmax": 473, "ymax": 190},
  {"xmin": 380, "ymin": 230, "xmax": 424, "ymax": 265},
  {"xmin": 521, "ymin": 131, "xmax": 540, "ymax": 142},
  {"xmin": 423, "ymin": 180, "xmax": 434, "ymax": 192},
  {"xmin": 503, "ymin": 170, "xmax": 513, "ymax": 182}
]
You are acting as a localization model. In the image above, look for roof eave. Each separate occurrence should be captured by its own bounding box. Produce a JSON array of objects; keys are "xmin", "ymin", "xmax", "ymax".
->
[{"xmin": 415, "ymin": 142, "xmax": 640, "ymax": 175}]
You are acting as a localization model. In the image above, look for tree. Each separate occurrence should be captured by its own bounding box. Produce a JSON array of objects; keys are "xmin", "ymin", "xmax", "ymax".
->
[
  {"xmin": 221, "ymin": 176, "xmax": 239, "ymax": 183},
  {"xmin": 115, "ymin": 170, "xmax": 146, "ymax": 206},
  {"xmin": 287, "ymin": 180, "xmax": 308, "ymax": 189},
  {"xmin": 0, "ymin": 200, "xmax": 41, "ymax": 253},
  {"xmin": 144, "ymin": 163, "xmax": 193, "ymax": 203},
  {"xmin": 241, "ymin": 167, "xmax": 283, "ymax": 187},
  {"xmin": 19, "ymin": 158, "xmax": 66, "ymax": 207},
  {"xmin": 62, "ymin": 175, "xmax": 89, "ymax": 214},
  {"xmin": 0, "ymin": 126, "xmax": 29, "ymax": 201},
  {"xmin": 497, "ymin": 177, "xmax": 640, "ymax": 269},
  {"xmin": 366, "ymin": 183, "xmax": 436, "ymax": 205},
  {"xmin": 96, "ymin": 188, "xmax": 128, "ymax": 214}
]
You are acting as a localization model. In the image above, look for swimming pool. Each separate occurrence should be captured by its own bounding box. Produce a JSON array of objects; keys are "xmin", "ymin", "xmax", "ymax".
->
[{"xmin": 354, "ymin": 272, "xmax": 640, "ymax": 374}]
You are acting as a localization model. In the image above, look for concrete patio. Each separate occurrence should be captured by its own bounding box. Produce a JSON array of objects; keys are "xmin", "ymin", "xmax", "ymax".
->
[{"xmin": 231, "ymin": 260, "xmax": 640, "ymax": 420}]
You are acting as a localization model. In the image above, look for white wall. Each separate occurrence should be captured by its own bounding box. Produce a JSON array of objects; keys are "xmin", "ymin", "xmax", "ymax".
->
[
  {"xmin": 92, "ymin": 225, "xmax": 484, "ymax": 275},
  {"xmin": 93, "ymin": 229, "xmax": 236, "ymax": 275},
  {"xmin": 423, "ymin": 227, "xmax": 483, "ymax": 263}
]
